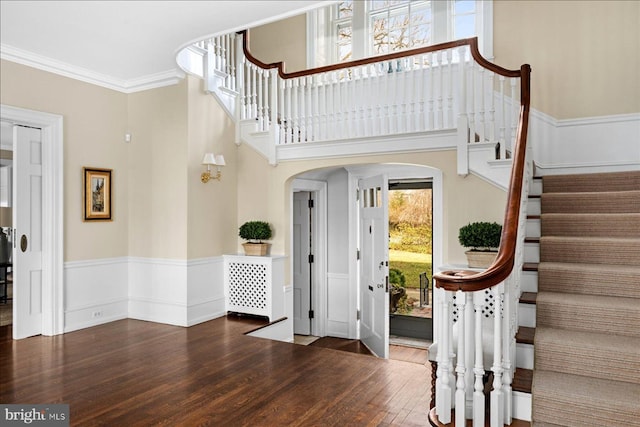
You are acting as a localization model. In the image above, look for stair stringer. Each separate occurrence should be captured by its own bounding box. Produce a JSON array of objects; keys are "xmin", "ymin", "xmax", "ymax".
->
[{"xmin": 468, "ymin": 142, "xmax": 512, "ymax": 190}]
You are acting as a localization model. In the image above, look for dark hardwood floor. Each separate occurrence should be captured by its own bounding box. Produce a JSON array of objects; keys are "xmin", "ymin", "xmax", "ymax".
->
[{"xmin": 0, "ymin": 316, "xmax": 433, "ymax": 426}]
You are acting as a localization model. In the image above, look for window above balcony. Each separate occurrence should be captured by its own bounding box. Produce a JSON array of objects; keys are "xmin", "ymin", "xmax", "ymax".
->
[{"xmin": 307, "ymin": 0, "xmax": 493, "ymax": 67}]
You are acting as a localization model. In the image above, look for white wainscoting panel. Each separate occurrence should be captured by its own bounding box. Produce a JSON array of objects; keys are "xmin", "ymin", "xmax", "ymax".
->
[
  {"xmin": 326, "ymin": 273, "xmax": 350, "ymax": 338},
  {"xmin": 128, "ymin": 256, "xmax": 226, "ymax": 327},
  {"xmin": 64, "ymin": 257, "xmax": 128, "ymax": 332},
  {"xmin": 186, "ymin": 257, "xmax": 226, "ymax": 326},
  {"xmin": 531, "ymin": 112, "xmax": 640, "ymax": 174}
]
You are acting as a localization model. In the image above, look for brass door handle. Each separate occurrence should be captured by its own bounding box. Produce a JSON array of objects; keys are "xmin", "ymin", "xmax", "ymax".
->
[{"xmin": 20, "ymin": 234, "xmax": 28, "ymax": 252}]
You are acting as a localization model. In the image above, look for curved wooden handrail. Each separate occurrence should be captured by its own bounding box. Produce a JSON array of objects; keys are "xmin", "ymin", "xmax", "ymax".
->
[
  {"xmin": 238, "ymin": 29, "xmax": 521, "ymax": 80},
  {"xmin": 434, "ymin": 63, "xmax": 531, "ymax": 292},
  {"xmin": 236, "ymin": 28, "xmax": 531, "ymax": 294}
]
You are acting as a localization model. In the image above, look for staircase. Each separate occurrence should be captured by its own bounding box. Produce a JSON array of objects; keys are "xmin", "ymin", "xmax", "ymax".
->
[{"xmin": 524, "ymin": 170, "xmax": 640, "ymax": 426}]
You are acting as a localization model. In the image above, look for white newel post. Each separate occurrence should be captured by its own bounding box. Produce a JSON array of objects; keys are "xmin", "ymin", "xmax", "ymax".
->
[{"xmin": 268, "ymin": 69, "xmax": 278, "ymax": 165}]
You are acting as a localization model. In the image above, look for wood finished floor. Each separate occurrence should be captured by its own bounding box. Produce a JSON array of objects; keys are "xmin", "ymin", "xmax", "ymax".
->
[{"xmin": 0, "ymin": 316, "xmax": 434, "ymax": 426}]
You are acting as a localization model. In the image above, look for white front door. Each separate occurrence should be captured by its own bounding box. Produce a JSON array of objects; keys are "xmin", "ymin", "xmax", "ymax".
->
[
  {"xmin": 358, "ymin": 174, "xmax": 389, "ymax": 358},
  {"xmin": 293, "ymin": 191, "xmax": 312, "ymax": 335},
  {"xmin": 13, "ymin": 125, "xmax": 43, "ymax": 339}
]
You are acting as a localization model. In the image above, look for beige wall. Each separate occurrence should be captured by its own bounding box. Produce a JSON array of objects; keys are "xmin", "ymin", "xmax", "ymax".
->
[
  {"xmin": 494, "ymin": 0, "xmax": 640, "ymax": 119},
  {"xmin": 127, "ymin": 81, "xmax": 189, "ymax": 259},
  {"xmin": 248, "ymin": 14, "xmax": 308, "ymax": 73},
  {"xmin": 0, "ymin": 59, "xmax": 129, "ymax": 262},
  {"xmin": 186, "ymin": 76, "xmax": 238, "ymax": 258},
  {"xmin": 248, "ymin": 2, "xmax": 640, "ymax": 119},
  {"xmin": 236, "ymin": 147, "xmax": 506, "ymax": 266}
]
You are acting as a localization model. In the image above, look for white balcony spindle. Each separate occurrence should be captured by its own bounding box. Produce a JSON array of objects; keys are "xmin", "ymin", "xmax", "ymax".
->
[{"xmin": 446, "ymin": 49, "xmax": 454, "ymax": 128}]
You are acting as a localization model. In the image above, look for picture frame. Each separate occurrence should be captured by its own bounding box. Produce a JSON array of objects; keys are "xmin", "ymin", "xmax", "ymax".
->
[{"xmin": 83, "ymin": 167, "xmax": 112, "ymax": 221}]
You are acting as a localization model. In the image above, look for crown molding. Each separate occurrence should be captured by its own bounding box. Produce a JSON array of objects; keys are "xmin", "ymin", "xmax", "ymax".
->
[{"xmin": 1, "ymin": 43, "xmax": 183, "ymax": 93}]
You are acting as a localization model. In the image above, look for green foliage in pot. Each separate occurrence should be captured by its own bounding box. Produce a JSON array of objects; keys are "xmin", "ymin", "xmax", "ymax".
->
[
  {"xmin": 238, "ymin": 221, "xmax": 273, "ymax": 243},
  {"xmin": 389, "ymin": 268, "xmax": 406, "ymax": 288},
  {"xmin": 458, "ymin": 221, "xmax": 502, "ymax": 251}
]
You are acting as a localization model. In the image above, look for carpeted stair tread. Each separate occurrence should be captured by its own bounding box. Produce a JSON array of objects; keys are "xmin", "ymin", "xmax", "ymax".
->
[
  {"xmin": 540, "ymin": 236, "xmax": 640, "ymax": 266},
  {"xmin": 532, "ymin": 370, "xmax": 640, "ymax": 427},
  {"xmin": 541, "ymin": 213, "xmax": 640, "ymax": 238},
  {"xmin": 536, "ymin": 291, "xmax": 640, "ymax": 338},
  {"xmin": 534, "ymin": 327, "xmax": 640, "ymax": 385},
  {"xmin": 541, "ymin": 189, "xmax": 640, "ymax": 214},
  {"xmin": 537, "ymin": 262, "xmax": 640, "ymax": 299},
  {"xmin": 543, "ymin": 171, "xmax": 640, "ymax": 193}
]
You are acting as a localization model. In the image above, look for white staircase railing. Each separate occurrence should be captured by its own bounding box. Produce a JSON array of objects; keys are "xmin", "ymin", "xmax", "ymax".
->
[{"xmin": 192, "ymin": 31, "xmax": 523, "ymax": 175}]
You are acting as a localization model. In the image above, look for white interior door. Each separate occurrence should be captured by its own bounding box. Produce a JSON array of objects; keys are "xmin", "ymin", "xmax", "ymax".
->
[
  {"xmin": 293, "ymin": 191, "xmax": 311, "ymax": 335},
  {"xmin": 13, "ymin": 125, "xmax": 43, "ymax": 339},
  {"xmin": 358, "ymin": 174, "xmax": 389, "ymax": 358}
]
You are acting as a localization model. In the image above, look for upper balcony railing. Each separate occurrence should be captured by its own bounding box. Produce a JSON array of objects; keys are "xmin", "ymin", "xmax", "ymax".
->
[{"xmin": 181, "ymin": 30, "xmax": 531, "ymax": 426}]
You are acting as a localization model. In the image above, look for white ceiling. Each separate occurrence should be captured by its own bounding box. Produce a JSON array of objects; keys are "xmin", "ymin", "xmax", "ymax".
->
[{"xmin": 0, "ymin": 0, "xmax": 328, "ymax": 92}]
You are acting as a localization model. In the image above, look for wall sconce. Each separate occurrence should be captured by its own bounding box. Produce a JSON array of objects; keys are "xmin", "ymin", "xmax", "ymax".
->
[{"xmin": 201, "ymin": 153, "xmax": 226, "ymax": 183}]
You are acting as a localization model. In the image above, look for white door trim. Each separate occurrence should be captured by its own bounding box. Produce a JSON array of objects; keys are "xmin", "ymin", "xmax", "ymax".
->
[
  {"xmin": 1, "ymin": 104, "xmax": 64, "ymax": 337},
  {"xmin": 291, "ymin": 178, "xmax": 327, "ymax": 337}
]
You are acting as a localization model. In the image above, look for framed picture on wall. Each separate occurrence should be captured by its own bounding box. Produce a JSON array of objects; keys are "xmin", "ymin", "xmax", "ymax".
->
[{"xmin": 83, "ymin": 167, "xmax": 112, "ymax": 221}]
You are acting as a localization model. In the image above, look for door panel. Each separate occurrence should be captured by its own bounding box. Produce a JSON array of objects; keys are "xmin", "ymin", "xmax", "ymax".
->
[
  {"xmin": 14, "ymin": 125, "xmax": 43, "ymax": 339},
  {"xmin": 293, "ymin": 192, "xmax": 311, "ymax": 335},
  {"xmin": 358, "ymin": 174, "xmax": 389, "ymax": 358}
]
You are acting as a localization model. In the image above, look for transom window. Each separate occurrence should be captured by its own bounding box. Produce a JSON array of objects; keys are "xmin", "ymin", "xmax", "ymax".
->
[{"xmin": 309, "ymin": 0, "xmax": 491, "ymax": 67}]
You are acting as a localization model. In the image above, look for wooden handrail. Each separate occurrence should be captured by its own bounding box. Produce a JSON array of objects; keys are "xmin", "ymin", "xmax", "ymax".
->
[
  {"xmin": 238, "ymin": 29, "xmax": 522, "ymax": 80},
  {"xmin": 434, "ymin": 63, "xmax": 531, "ymax": 292},
  {"xmin": 236, "ymin": 28, "xmax": 531, "ymax": 293}
]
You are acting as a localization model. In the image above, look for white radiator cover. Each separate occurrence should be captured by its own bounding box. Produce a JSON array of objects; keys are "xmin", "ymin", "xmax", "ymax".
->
[{"xmin": 223, "ymin": 254, "xmax": 286, "ymax": 321}]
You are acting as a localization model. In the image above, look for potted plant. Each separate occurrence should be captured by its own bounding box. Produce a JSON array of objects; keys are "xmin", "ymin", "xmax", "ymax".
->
[
  {"xmin": 458, "ymin": 221, "xmax": 502, "ymax": 268},
  {"xmin": 239, "ymin": 220, "xmax": 273, "ymax": 256}
]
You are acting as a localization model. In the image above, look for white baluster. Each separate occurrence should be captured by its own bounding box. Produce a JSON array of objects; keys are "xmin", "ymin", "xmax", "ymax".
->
[
  {"xmin": 263, "ymin": 71, "xmax": 270, "ymax": 130},
  {"xmin": 436, "ymin": 291, "xmax": 453, "ymax": 424},
  {"xmin": 468, "ymin": 61, "xmax": 477, "ymax": 143},
  {"xmin": 311, "ymin": 75, "xmax": 318, "ymax": 142},
  {"xmin": 473, "ymin": 291, "xmax": 485, "ymax": 427},
  {"xmin": 499, "ymin": 75, "xmax": 506, "ymax": 154},
  {"xmin": 447, "ymin": 49, "xmax": 454, "ymax": 128},
  {"xmin": 477, "ymin": 67, "xmax": 486, "ymax": 144},
  {"xmin": 319, "ymin": 73, "xmax": 327, "ymax": 141},
  {"xmin": 257, "ymin": 69, "xmax": 264, "ymax": 130},
  {"xmin": 491, "ymin": 284, "xmax": 504, "ymax": 427},
  {"xmin": 437, "ymin": 51, "xmax": 444, "ymax": 130},
  {"xmin": 487, "ymin": 71, "xmax": 496, "ymax": 146},
  {"xmin": 292, "ymin": 78, "xmax": 299, "ymax": 143},
  {"xmin": 269, "ymin": 69, "xmax": 279, "ymax": 145},
  {"xmin": 279, "ymin": 78, "xmax": 286, "ymax": 145},
  {"xmin": 229, "ymin": 33, "xmax": 238, "ymax": 91},
  {"xmin": 510, "ymin": 78, "xmax": 518, "ymax": 155},
  {"xmin": 428, "ymin": 54, "xmax": 435, "ymax": 130},
  {"xmin": 455, "ymin": 290, "xmax": 467, "ymax": 427},
  {"xmin": 502, "ymin": 275, "xmax": 514, "ymax": 425},
  {"xmin": 299, "ymin": 77, "xmax": 306, "ymax": 143},
  {"xmin": 285, "ymin": 79, "xmax": 292, "ymax": 144}
]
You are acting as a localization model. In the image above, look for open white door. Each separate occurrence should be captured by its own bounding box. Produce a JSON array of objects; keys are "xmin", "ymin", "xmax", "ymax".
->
[
  {"xmin": 13, "ymin": 125, "xmax": 43, "ymax": 339},
  {"xmin": 358, "ymin": 174, "xmax": 389, "ymax": 358},
  {"xmin": 293, "ymin": 191, "xmax": 312, "ymax": 335}
]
